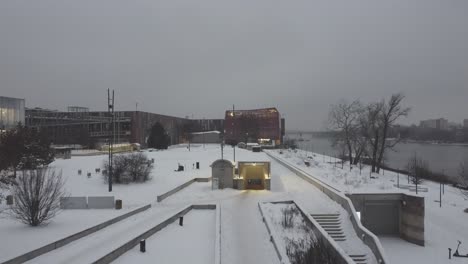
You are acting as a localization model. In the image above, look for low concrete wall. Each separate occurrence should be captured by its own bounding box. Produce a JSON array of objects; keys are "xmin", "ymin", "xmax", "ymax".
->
[
  {"xmin": 92, "ymin": 204, "xmax": 217, "ymax": 264},
  {"xmin": 157, "ymin": 178, "xmax": 211, "ymax": 202},
  {"xmin": 88, "ymin": 196, "xmax": 115, "ymax": 209},
  {"xmin": 401, "ymin": 194, "xmax": 425, "ymax": 246},
  {"xmin": 266, "ymin": 151, "xmax": 388, "ymax": 264},
  {"xmin": 258, "ymin": 202, "xmax": 287, "ymax": 264},
  {"xmin": 214, "ymin": 203, "xmax": 222, "ymax": 264},
  {"xmin": 258, "ymin": 201, "xmax": 353, "ymax": 264},
  {"xmin": 195, "ymin": 177, "xmax": 212, "ymax": 183},
  {"xmin": 1, "ymin": 204, "xmax": 151, "ymax": 264},
  {"xmin": 60, "ymin": 196, "xmax": 116, "ymax": 209},
  {"xmin": 60, "ymin": 197, "xmax": 87, "ymax": 209}
]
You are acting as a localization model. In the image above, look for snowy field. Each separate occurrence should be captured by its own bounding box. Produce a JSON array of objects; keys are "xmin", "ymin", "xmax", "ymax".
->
[
  {"xmin": 266, "ymin": 149, "xmax": 468, "ymax": 264},
  {"xmin": 114, "ymin": 210, "xmax": 216, "ymax": 264},
  {"xmin": 1, "ymin": 144, "xmax": 466, "ymax": 264},
  {"xmin": 0, "ymin": 209, "xmax": 132, "ymax": 262}
]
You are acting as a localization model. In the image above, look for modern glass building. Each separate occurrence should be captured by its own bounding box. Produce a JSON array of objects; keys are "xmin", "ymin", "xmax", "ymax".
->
[{"xmin": 0, "ymin": 96, "xmax": 25, "ymax": 130}]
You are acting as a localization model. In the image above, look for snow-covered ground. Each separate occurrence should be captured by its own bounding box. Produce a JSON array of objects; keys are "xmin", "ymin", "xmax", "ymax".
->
[
  {"xmin": 0, "ymin": 208, "xmax": 133, "ymax": 262},
  {"xmin": 2, "ymin": 144, "xmax": 465, "ymax": 264},
  {"xmin": 267, "ymin": 149, "xmax": 468, "ymax": 264},
  {"xmin": 110, "ymin": 210, "xmax": 216, "ymax": 264},
  {"xmin": 24, "ymin": 206, "xmax": 184, "ymax": 264},
  {"xmin": 160, "ymin": 148, "xmax": 377, "ymax": 264}
]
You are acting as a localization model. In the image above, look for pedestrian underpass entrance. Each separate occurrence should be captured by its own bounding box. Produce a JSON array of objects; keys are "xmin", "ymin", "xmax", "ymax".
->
[
  {"xmin": 238, "ymin": 161, "xmax": 271, "ymax": 190},
  {"xmin": 362, "ymin": 200, "xmax": 399, "ymax": 235},
  {"xmin": 347, "ymin": 193, "xmax": 425, "ymax": 246}
]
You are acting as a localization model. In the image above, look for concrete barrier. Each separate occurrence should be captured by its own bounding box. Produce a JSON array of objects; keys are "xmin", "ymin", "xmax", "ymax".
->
[
  {"xmin": 1, "ymin": 204, "xmax": 151, "ymax": 264},
  {"xmin": 258, "ymin": 202, "xmax": 289, "ymax": 264},
  {"xmin": 214, "ymin": 203, "xmax": 221, "ymax": 264},
  {"xmin": 265, "ymin": 151, "xmax": 388, "ymax": 264},
  {"xmin": 157, "ymin": 178, "xmax": 211, "ymax": 202},
  {"xmin": 60, "ymin": 197, "xmax": 87, "ymax": 209},
  {"xmin": 88, "ymin": 196, "xmax": 115, "ymax": 209},
  {"xmin": 92, "ymin": 204, "xmax": 217, "ymax": 264}
]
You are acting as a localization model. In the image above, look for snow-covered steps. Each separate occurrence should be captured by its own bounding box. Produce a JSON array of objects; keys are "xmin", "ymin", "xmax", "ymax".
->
[
  {"xmin": 311, "ymin": 213, "xmax": 368, "ymax": 263},
  {"xmin": 310, "ymin": 214, "xmax": 346, "ymax": 242},
  {"xmin": 349, "ymin": 254, "xmax": 368, "ymax": 264}
]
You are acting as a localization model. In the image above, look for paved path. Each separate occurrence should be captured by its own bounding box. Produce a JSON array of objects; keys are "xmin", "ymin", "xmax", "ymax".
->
[
  {"xmin": 164, "ymin": 156, "xmax": 345, "ymax": 264},
  {"xmin": 24, "ymin": 206, "xmax": 182, "ymax": 264}
]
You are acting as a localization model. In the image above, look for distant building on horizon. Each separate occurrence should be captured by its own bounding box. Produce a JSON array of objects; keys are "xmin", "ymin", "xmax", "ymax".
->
[
  {"xmin": 464, "ymin": 119, "xmax": 468, "ymax": 128},
  {"xmin": 224, "ymin": 107, "xmax": 285, "ymax": 146},
  {"xmin": 0, "ymin": 96, "xmax": 25, "ymax": 131},
  {"xmin": 26, "ymin": 107, "xmax": 190, "ymax": 147},
  {"xmin": 419, "ymin": 118, "xmax": 449, "ymax": 130}
]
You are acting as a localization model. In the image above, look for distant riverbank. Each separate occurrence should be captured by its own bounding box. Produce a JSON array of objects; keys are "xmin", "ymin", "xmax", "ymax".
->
[
  {"xmin": 287, "ymin": 133, "xmax": 468, "ymax": 180},
  {"xmin": 400, "ymin": 139, "xmax": 468, "ymax": 147}
]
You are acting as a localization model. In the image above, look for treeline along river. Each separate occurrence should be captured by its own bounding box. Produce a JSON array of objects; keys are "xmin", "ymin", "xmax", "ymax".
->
[{"xmin": 287, "ymin": 132, "xmax": 468, "ymax": 181}]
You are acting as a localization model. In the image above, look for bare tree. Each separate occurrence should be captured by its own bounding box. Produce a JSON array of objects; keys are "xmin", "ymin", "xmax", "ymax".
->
[
  {"xmin": 126, "ymin": 153, "xmax": 153, "ymax": 182},
  {"xmin": 458, "ymin": 161, "xmax": 468, "ymax": 199},
  {"xmin": 10, "ymin": 168, "xmax": 66, "ymax": 226},
  {"xmin": 103, "ymin": 153, "xmax": 153, "ymax": 184},
  {"xmin": 360, "ymin": 102, "xmax": 384, "ymax": 172},
  {"xmin": 375, "ymin": 93, "xmax": 410, "ymax": 173},
  {"xmin": 328, "ymin": 100, "xmax": 362, "ymax": 164},
  {"xmin": 406, "ymin": 154, "xmax": 426, "ymax": 193}
]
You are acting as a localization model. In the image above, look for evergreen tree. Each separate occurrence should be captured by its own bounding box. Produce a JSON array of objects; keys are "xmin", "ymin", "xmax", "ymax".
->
[
  {"xmin": 147, "ymin": 122, "xmax": 170, "ymax": 149},
  {"xmin": 0, "ymin": 124, "xmax": 55, "ymax": 176}
]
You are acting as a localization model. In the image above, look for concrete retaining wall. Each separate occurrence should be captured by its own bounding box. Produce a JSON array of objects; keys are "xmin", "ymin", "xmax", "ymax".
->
[
  {"xmin": 92, "ymin": 204, "xmax": 217, "ymax": 264},
  {"xmin": 88, "ymin": 196, "xmax": 115, "ymax": 209},
  {"xmin": 1, "ymin": 204, "xmax": 151, "ymax": 264},
  {"xmin": 60, "ymin": 196, "xmax": 116, "ymax": 209},
  {"xmin": 60, "ymin": 197, "xmax": 87, "ymax": 209},
  {"xmin": 265, "ymin": 151, "xmax": 388, "ymax": 264},
  {"xmin": 401, "ymin": 194, "xmax": 425, "ymax": 246},
  {"xmin": 214, "ymin": 203, "xmax": 222, "ymax": 264},
  {"xmin": 157, "ymin": 178, "xmax": 211, "ymax": 202}
]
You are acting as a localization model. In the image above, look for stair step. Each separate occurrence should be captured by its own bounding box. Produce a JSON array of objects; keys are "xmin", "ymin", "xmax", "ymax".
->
[
  {"xmin": 323, "ymin": 228, "xmax": 342, "ymax": 231},
  {"xmin": 349, "ymin": 255, "xmax": 366, "ymax": 258},
  {"xmin": 330, "ymin": 235, "xmax": 346, "ymax": 238},
  {"xmin": 316, "ymin": 219, "xmax": 340, "ymax": 222},
  {"xmin": 334, "ymin": 238, "xmax": 346, "ymax": 241},
  {"xmin": 350, "ymin": 254, "xmax": 367, "ymax": 263},
  {"xmin": 313, "ymin": 217, "xmax": 340, "ymax": 219},
  {"xmin": 327, "ymin": 232, "xmax": 344, "ymax": 235},
  {"xmin": 310, "ymin": 214, "xmax": 340, "ymax": 217},
  {"xmin": 352, "ymin": 257, "xmax": 367, "ymax": 261}
]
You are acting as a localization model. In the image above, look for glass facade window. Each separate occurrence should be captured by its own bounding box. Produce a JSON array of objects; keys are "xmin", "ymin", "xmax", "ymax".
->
[{"xmin": 0, "ymin": 96, "xmax": 25, "ymax": 130}]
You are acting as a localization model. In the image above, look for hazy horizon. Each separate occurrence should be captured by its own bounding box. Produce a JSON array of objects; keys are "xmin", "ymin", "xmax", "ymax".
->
[{"xmin": 1, "ymin": 0, "xmax": 468, "ymax": 130}]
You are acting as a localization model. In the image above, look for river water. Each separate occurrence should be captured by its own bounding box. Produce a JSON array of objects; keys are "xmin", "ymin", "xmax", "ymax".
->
[{"xmin": 287, "ymin": 133, "xmax": 468, "ymax": 180}]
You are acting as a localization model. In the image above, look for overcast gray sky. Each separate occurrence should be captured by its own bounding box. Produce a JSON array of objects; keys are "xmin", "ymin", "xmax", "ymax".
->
[{"xmin": 1, "ymin": 0, "xmax": 467, "ymax": 130}]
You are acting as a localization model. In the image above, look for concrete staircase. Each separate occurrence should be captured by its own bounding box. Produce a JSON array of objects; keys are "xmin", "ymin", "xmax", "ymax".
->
[
  {"xmin": 311, "ymin": 214, "xmax": 367, "ymax": 264},
  {"xmin": 310, "ymin": 214, "xmax": 346, "ymax": 241}
]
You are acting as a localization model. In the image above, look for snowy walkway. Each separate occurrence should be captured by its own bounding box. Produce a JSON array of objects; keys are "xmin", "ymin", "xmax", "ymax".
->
[
  {"xmin": 113, "ymin": 210, "xmax": 216, "ymax": 264},
  {"xmin": 163, "ymin": 155, "xmax": 377, "ymax": 264},
  {"xmin": 24, "ymin": 206, "xmax": 184, "ymax": 264}
]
